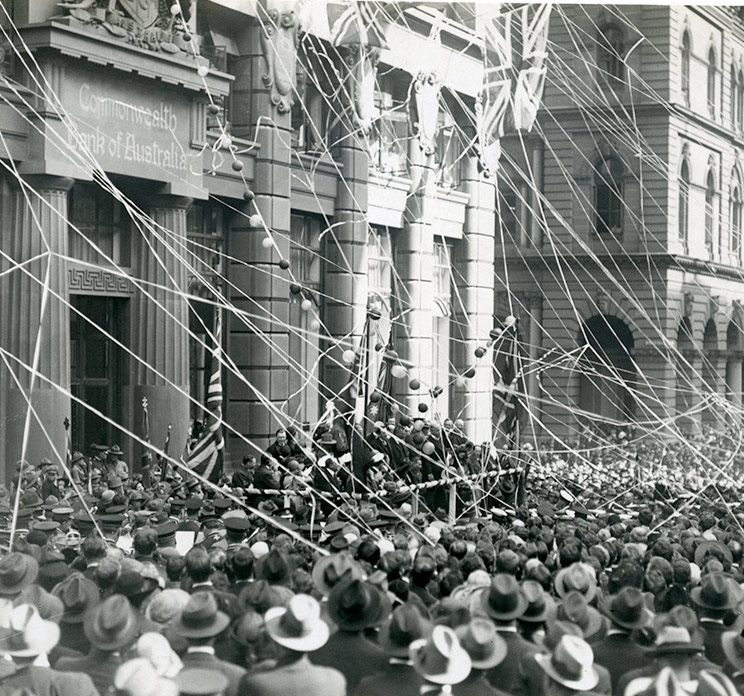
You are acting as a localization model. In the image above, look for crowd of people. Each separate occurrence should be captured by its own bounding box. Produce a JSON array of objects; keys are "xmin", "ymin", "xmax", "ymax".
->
[{"xmin": 1, "ymin": 421, "xmax": 744, "ymax": 696}]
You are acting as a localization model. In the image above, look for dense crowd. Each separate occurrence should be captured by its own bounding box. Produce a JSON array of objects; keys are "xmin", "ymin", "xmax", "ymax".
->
[{"xmin": 1, "ymin": 423, "xmax": 744, "ymax": 696}]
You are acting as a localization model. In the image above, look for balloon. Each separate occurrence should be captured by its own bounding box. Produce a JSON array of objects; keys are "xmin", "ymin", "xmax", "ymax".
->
[
  {"xmin": 207, "ymin": 104, "xmax": 220, "ymax": 115},
  {"xmin": 422, "ymin": 441, "xmax": 435, "ymax": 456},
  {"xmin": 261, "ymin": 237, "xmax": 273, "ymax": 248},
  {"xmin": 418, "ymin": 403, "xmax": 428, "ymax": 413},
  {"xmin": 432, "ymin": 386, "xmax": 443, "ymax": 398},
  {"xmin": 367, "ymin": 307, "xmax": 382, "ymax": 320},
  {"xmin": 391, "ymin": 403, "xmax": 399, "ymax": 413},
  {"xmin": 385, "ymin": 349, "xmax": 399, "ymax": 361},
  {"xmin": 342, "ymin": 349, "xmax": 356, "ymax": 364},
  {"xmin": 301, "ymin": 299, "xmax": 313, "ymax": 312},
  {"xmin": 489, "ymin": 328, "xmax": 502, "ymax": 340},
  {"xmin": 170, "ymin": 3, "xmax": 181, "ymax": 15},
  {"xmin": 391, "ymin": 365, "xmax": 407, "ymax": 379},
  {"xmin": 231, "ymin": 159, "xmax": 243, "ymax": 172},
  {"xmin": 289, "ymin": 284, "xmax": 302, "ymax": 295},
  {"xmin": 399, "ymin": 415, "xmax": 411, "ymax": 427},
  {"xmin": 412, "ymin": 433, "xmax": 424, "ymax": 446},
  {"xmin": 221, "ymin": 136, "xmax": 233, "ymax": 150},
  {"xmin": 464, "ymin": 368, "xmax": 476, "ymax": 379},
  {"xmin": 369, "ymin": 392, "xmax": 381, "ymax": 403},
  {"xmin": 243, "ymin": 190, "xmax": 255, "ymax": 202},
  {"xmin": 413, "ymin": 420, "xmax": 425, "ymax": 431},
  {"xmin": 309, "ymin": 319, "xmax": 320, "ymax": 331},
  {"xmin": 375, "ymin": 343, "xmax": 384, "ymax": 352},
  {"xmin": 249, "ymin": 214, "xmax": 262, "ymax": 228},
  {"xmin": 409, "ymin": 378, "xmax": 420, "ymax": 390},
  {"xmin": 475, "ymin": 347, "xmax": 486, "ymax": 358},
  {"xmin": 183, "ymin": 32, "xmax": 192, "ymax": 42},
  {"xmin": 197, "ymin": 65, "xmax": 209, "ymax": 77},
  {"xmin": 278, "ymin": 259, "xmax": 290, "ymax": 270},
  {"xmin": 455, "ymin": 377, "xmax": 466, "ymax": 388},
  {"xmin": 504, "ymin": 315, "xmax": 516, "ymax": 326}
]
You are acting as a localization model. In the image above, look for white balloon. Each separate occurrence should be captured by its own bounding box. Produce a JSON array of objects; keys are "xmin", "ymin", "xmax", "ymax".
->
[
  {"xmin": 309, "ymin": 319, "xmax": 321, "ymax": 331},
  {"xmin": 342, "ymin": 349, "xmax": 356, "ymax": 364},
  {"xmin": 197, "ymin": 65, "xmax": 209, "ymax": 77},
  {"xmin": 391, "ymin": 364, "xmax": 407, "ymax": 379},
  {"xmin": 261, "ymin": 237, "xmax": 273, "ymax": 249},
  {"xmin": 301, "ymin": 299, "xmax": 312, "ymax": 311},
  {"xmin": 249, "ymin": 214, "xmax": 263, "ymax": 228},
  {"xmin": 504, "ymin": 315, "xmax": 516, "ymax": 325}
]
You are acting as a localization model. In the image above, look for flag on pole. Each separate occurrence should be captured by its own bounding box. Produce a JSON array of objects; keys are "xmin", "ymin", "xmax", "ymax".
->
[
  {"xmin": 490, "ymin": 322, "xmax": 521, "ymax": 458},
  {"xmin": 186, "ymin": 315, "xmax": 224, "ymax": 484},
  {"xmin": 366, "ymin": 335, "xmax": 394, "ymax": 432}
]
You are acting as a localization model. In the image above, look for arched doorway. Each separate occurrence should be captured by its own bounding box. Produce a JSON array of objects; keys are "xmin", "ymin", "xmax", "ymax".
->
[
  {"xmin": 578, "ymin": 315, "xmax": 636, "ymax": 423},
  {"xmin": 676, "ymin": 318, "xmax": 696, "ymax": 431},
  {"xmin": 726, "ymin": 319, "xmax": 743, "ymax": 417},
  {"xmin": 702, "ymin": 319, "xmax": 718, "ymax": 426}
]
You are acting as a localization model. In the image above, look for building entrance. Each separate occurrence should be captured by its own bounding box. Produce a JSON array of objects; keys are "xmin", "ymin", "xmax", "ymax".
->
[{"xmin": 70, "ymin": 295, "xmax": 127, "ymax": 452}]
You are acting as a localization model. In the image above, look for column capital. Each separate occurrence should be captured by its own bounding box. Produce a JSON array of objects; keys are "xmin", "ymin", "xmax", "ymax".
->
[{"xmin": 9, "ymin": 175, "xmax": 75, "ymax": 193}]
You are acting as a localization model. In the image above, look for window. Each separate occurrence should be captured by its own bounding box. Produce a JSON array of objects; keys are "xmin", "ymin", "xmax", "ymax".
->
[
  {"xmin": 732, "ymin": 66, "xmax": 738, "ymax": 128},
  {"xmin": 681, "ymin": 31, "xmax": 691, "ymax": 105},
  {"xmin": 679, "ymin": 159, "xmax": 690, "ymax": 252},
  {"xmin": 367, "ymin": 226, "xmax": 394, "ymax": 398},
  {"xmin": 732, "ymin": 177, "xmax": 742, "ymax": 262},
  {"xmin": 594, "ymin": 156, "xmax": 623, "ymax": 236},
  {"xmin": 705, "ymin": 170, "xmax": 716, "ymax": 256},
  {"xmin": 291, "ymin": 63, "xmax": 329, "ymax": 153},
  {"xmin": 432, "ymin": 242, "xmax": 452, "ymax": 417},
  {"xmin": 738, "ymin": 69, "xmax": 744, "ymax": 131},
  {"xmin": 68, "ymin": 183, "xmax": 131, "ymax": 266},
  {"xmin": 186, "ymin": 203, "xmax": 225, "ymax": 417},
  {"xmin": 597, "ymin": 25, "xmax": 625, "ymax": 82},
  {"xmin": 708, "ymin": 47, "xmax": 718, "ymax": 117}
]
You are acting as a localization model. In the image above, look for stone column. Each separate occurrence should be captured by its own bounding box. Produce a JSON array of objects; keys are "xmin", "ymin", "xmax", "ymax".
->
[
  {"xmin": 131, "ymin": 195, "xmax": 191, "ymax": 464},
  {"xmin": 452, "ymin": 156, "xmax": 496, "ymax": 443},
  {"xmin": 0, "ymin": 175, "xmax": 73, "ymax": 480},
  {"xmin": 525, "ymin": 294, "xmax": 544, "ymax": 437},
  {"xmin": 726, "ymin": 352, "xmax": 743, "ymax": 423},
  {"xmin": 228, "ymin": 15, "xmax": 294, "ymax": 459}
]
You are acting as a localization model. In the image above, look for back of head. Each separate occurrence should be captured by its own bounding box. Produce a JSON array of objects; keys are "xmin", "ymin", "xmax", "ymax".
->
[
  {"xmin": 82, "ymin": 534, "xmax": 107, "ymax": 562},
  {"xmin": 185, "ymin": 546, "xmax": 212, "ymax": 583},
  {"xmin": 133, "ymin": 528, "xmax": 158, "ymax": 557}
]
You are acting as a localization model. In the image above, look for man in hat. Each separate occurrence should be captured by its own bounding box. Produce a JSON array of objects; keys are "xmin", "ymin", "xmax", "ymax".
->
[
  {"xmin": 479, "ymin": 574, "xmax": 538, "ymax": 695},
  {"xmin": 239, "ymin": 594, "xmax": 345, "ymax": 696},
  {"xmin": 0, "ymin": 551, "xmax": 39, "ymax": 599},
  {"xmin": 105, "ymin": 445, "xmax": 129, "ymax": 481},
  {"xmin": 409, "ymin": 625, "xmax": 472, "ymax": 693},
  {"xmin": 356, "ymin": 603, "xmax": 432, "ymax": 696},
  {"xmin": 40, "ymin": 463, "xmax": 65, "ymax": 501},
  {"xmin": 692, "ymin": 572, "xmax": 738, "ymax": 666},
  {"xmin": 178, "ymin": 497, "xmax": 204, "ymax": 532},
  {"xmin": 0, "ymin": 604, "xmax": 99, "ymax": 696},
  {"xmin": 592, "ymin": 586, "xmax": 654, "ymax": 689},
  {"xmin": 311, "ymin": 577, "xmax": 389, "ymax": 691},
  {"xmin": 56, "ymin": 594, "xmax": 139, "ymax": 694},
  {"xmin": 535, "ymin": 634, "xmax": 600, "ymax": 696},
  {"xmin": 170, "ymin": 592, "xmax": 246, "ymax": 696},
  {"xmin": 455, "ymin": 619, "xmax": 510, "ymax": 696}
]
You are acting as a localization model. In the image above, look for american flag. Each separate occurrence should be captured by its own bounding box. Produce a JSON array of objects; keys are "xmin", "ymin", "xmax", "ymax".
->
[{"xmin": 186, "ymin": 315, "xmax": 224, "ymax": 483}]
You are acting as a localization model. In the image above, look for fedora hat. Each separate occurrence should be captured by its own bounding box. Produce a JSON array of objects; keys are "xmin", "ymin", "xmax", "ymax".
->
[
  {"xmin": 695, "ymin": 540, "xmax": 733, "ymax": 568},
  {"xmin": 554, "ymin": 591, "xmax": 605, "ymax": 641},
  {"xmin": 455, "ymin": 618, "xmax": 507, "ymax": 670},
  {"xmin": 84, "ymin": 595, "xmax": 138, "ymax": 651},
  {"xmin": 722, "ymin": 627, "xmax": 744, "ymax": 671},
  {"xmin": 652, "ymin": 625, "xmax": 701, "ymax": 656},
  {"xmin": 601, "ymin": 587, "xmax": 653, "ymax": 630},
  {"xmin": 554, "ymin": 563, "xmax": 597, "ymax": 602},
  {"xmin": 410, "ymin": 625, "xmax": 472, "ymax": 685},
  {"xmin": 0, "ymin": 604, "xmax": 60, "ymax": 657},
  {"xmin": 312, "ymin": 552, "xmax": 363, "ymax": 597},
  {"xmin": 265, "ymin": 594, "xmax": 329, "ymax": 652},
  {"xmin": 0, "ymin": 552, "xmax": 38, "ymax": 596},
  {"xmin": 327, "ymin": 578, "xmax": 390, "ymax": 631},
  {"xmin": 53, "ymin": 572, "xmax": 99, "ymax": 623},
  {"xmin": 317, "ymin": 431, "xmax": 337, "ymax": 447},
  {"xmin": 479, "ymin": 573, "xmax": 527, "ymax": 621},
  {"xmin": 378, "ymin": 604, "xmax": 433, "ymax": 658},
  {"xmin": 520, "ymin": 580, "xmax": 554, "ymax": 623},
  {"xmin": 535, "ymin": 634, "xmax": 599, "ymax": 691},
  {"xmin": 16, "ymin": 584, "xmax": 65, "ymax": 624},
  {"xmin": 172, "ymin": 592, "xmax": 229, "ymax": 639},
  {"xmin": 691, "ymin": 573, "xmax": 738, "ymax": 611},
  {"xmin": 535, "ymin": 620, "xmax": 583, "ymax": 652}
]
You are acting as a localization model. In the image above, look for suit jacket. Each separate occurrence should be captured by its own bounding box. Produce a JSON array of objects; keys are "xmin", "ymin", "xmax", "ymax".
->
[
  {"xmin": 181, "ymin": 648, "xmax": 246, "ymax": 696},
  {"xmin": 354, "ymin": 661, "xmax": 423, "ymax": 696},
  {"xmin": 239, "ymin": 654, "xmax": 345, "ymax": 696},
  {"xmin": 522, "ymin": 650, "xmax": 613, "ymax": 696},
  {"xmin": 487, "ymin": 630, "xmax": 538, "ymax": 696},
  {"xmin": 0, "ymin": 662, "xmax": 100, "ymax": 696},
  {"xmin": 616, "ymin": 654, "xmax": 718, "ymax": 696},
  {"xmin": 312, "ymin": 629, "xmax": 388, "ymax": 692},
  {"xmin": 455, "ymin": 672, "xmax": 512, "ymax": 696},
  {"xmin": 700, "ymin": 620, "xmax": 728, "ymax": 666},
  {"xmin": 592, "ymin": 631, "xmax": 652, "ymax": 692},
  {"xmin": 56, "ymin": 649, "xmax": 122, "ymax": 695}
]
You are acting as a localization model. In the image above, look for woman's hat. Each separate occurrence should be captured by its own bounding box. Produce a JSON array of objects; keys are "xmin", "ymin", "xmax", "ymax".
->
[
  {"xmin": 409, "ymin": 625, "xmax": 472, "ymax": 685},
  {"xmin": 264, "ymin": 594, "xmax": 329, "ymax": 652},
  {"xmin": 52, "ymin": 572, "xmax": 99, "ymax": 624},
  {"xmin": 554, "ymin": 563, "xmax": 597, "ymax": 603},
  {"xmin": 0, "ymin": 552, "xmax": 38, "ymax": 596},
  {"xmin": 378, "ymin": 604, "xmax": 433, "ymax": 658},
  {"xmin": 0, "ymin": 603, "xmax": 60, "ymax": 657},
  {"xmin": 601, "ymin": 587, "xmax": 653, "ymax": 630},
  {"xmin": 535, "ymin": 634, "xmax": 599, "ymax": 691},
  {"xmin": 455, "ymin": 618, "xmax": 508, "ymax": 670},
  {"xmin": 84, "ymin": 595, "xmax": 139, "ymax": 651},
  {"xmin": 479, "ymin": 573, "xmax": 527, "ymax": 621},
  {"xmin": 311, "ymin": 552, "xmax": 363, "ymax": 597},
  {"xmin": 327, "ymin": 578, "xmax": 390, "ymax": 631},
  {"xmin": 171, "ymin": 592, "xmax": 230, "ymax": 639}
]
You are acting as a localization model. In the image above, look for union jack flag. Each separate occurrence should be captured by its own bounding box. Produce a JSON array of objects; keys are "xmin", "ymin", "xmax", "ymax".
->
[
  {"xmin": 186, "ymin": 315, "xmax": 224, "ymax": 484},
  {"xmin": 327, "ymin": 1, "xmax": 390, "ymax": 48}
]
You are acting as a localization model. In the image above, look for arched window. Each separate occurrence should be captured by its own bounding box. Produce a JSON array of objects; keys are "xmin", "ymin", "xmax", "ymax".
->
[
  {"xmin": 597, "ymin": 25, "xmax": 625, "ymax": 82},
  {"xmin": 705, "ymin": 170, "xmax": 716, "ymax": 256},
  {"xmin": 681, "ymin": 31, "xmax": 691, "ymax": 105},
  {"xmin": 732, "ymin": 174, "xmax": 742, "ymax": 262},
  {"xmin": 708, "ymin": 47, "xmax": 718, "ymax": 117},
  {"xmin": 679, "ymin": 158, "xmax": 690, "ymax": 252},
  {"xmin": 594, "ymin": 156, "xmax": 623, "ymax": 236}
]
